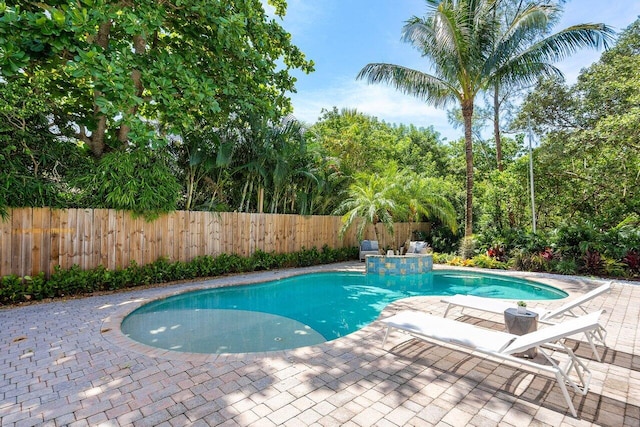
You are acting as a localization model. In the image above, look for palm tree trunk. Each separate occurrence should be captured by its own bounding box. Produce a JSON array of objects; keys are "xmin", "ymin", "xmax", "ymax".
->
[
  {"xmin": 462, "ymin": 100, "xmax": 474, "ymax": 237},
  {"xmin": 258, "ymin": 187, "xmax": 264, "ymax": 213},
  {"xmin": 372, "ymin": 221, "xmax": 381, "ymax": 250},
  {"xmin": 239, "ymin": 180, "xmax": 249, "ymax": 212},
  {"xmin": 245, "ymin": 180, "xmax": 254, "ymax": 212},
  {"xmin": 494, "ymin": 84, "xmax": 503, "ymax": 172},
  {"xmin": 185, "ymin": 168, "xmax": 196, "ymax": 210}
]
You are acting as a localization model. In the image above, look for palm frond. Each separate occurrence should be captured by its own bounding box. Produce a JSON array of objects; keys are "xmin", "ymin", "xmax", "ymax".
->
[
  {"xmin": 357, "ymin": 63, "xmax": 458, "ymax": 106},
  {"xmin": 523, "ymin": 24, "xmax": 616, "ymax": 63}
]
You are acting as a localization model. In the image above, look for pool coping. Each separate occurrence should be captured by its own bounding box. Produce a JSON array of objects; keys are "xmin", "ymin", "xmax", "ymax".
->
[
  {"xmin": 3, "ymin": 261, "xmax": 638, "ymax": 426},
  {"xmin": 101, "ymin": 262, "xmax": 597, "ymax": 363}
]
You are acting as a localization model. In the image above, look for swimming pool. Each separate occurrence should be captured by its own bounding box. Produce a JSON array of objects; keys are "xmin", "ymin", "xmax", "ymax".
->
[{"xmin": 121, "ymin": 270, "xmax": 567, "ymax": 354}]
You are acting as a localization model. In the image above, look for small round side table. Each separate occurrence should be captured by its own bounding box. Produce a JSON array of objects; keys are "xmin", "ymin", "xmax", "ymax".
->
[{"xmin": 504, "ymin": 308, "xmax": 538, "ymax": 358}]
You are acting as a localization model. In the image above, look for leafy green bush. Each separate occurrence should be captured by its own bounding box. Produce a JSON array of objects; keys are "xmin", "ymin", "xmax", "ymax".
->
[
  {"xmin": 0, "ymin": 246, "xmax": 359, "ymax": 305},
  {"xmin": 601, "ymin": 256, "xmax": 628, "ymax": 278},
  {"xmin": 551, "ymin": 258, "xmax": 579, "ymax": 275},
  {"xmin": 552, "ymin": 221, "xmax": 602, "ymax": 262},
  {"xmin": 24, "ymin": 273, "xmax": 53, "ymax": 300},
  {"xmin": 73, "ymin": 149, "xmax": 182, "ymax": 220},
  {"xmin": 471, "ymin": 254, "xmax": 508, "ymax": 270},
  {"xmin": 250, "ymin": 250, "xmax": 282, "ymax": 271},
  {"xmin": 508, "ymin": 248, "xmax": 552, "ymax": 272},
  {"xmin": 457, "ymin": 236, "xmax": 477, "ymax": 260},
  {"xmin": 432, "ymin": 252, "xmax": 455, "ymax": 264},
  {"xmin": 582, "ymin": 249, "xmax": 604, "ymax": 276},
  {"xmin": 427, "ymin": 226, "xmax": 459, "ymax": 254},
  {"xmin": 447, "ymin": 256, "xmax": 475, "ymax": 267}
]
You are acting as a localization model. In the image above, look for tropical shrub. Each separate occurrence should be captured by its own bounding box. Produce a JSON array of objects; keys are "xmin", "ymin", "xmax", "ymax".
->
[
  {"xmin": 458, "ymin": 236, "xmax": 477, "ymax": 260},
  {"xmin": 583, "ymin": 249, "xmax": 604, "ymax": 276},
  {"xmin": 601, "ymin": 256, "xmax": 628, "ymax": 278},
  {"xmin": 622, "ymin": 250, "xmax": 640, "ymax": 275},
  {"xmin": 553, "ymin": 258, "xmax": 579, "ymax": 276},
  {"xmin": 429, "ymin": 226, "xmax": 459, "ymax": 254},
  {"xmin": 0, "ymin": 246, "xmax": 358, "ymax": 305},
  {"xmin": 432, "ymin": 252, "xmax": 455, "ymax": 264},
  {"xmin": 508, "ymin": 248, "xmax": 550, "ymax": 272},
  {"xmin": 447, "ymin": 256, "xmax": 475, "ymax": 267},
  {"xmin": 471, "ymin": 254, "xmax": 508, "ymax": 270}
]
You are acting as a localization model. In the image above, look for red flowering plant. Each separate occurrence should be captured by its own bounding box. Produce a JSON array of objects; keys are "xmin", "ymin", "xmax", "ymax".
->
[
  {"xmin": 540, "ymin": 247, "xmax": 554, "ymax": 262},
  {"xmin": 622, "ymin": 250, "xmax": 640, "ymax": 274},
  {"xmin": 486, "ymin": 244, "xmax": 507, "ymax": 262}
]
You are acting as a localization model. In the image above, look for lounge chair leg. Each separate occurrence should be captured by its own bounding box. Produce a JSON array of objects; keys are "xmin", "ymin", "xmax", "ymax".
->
[
  {"xmin": 555, "ymin": 371, "xmax": 578, "ymax": 417},
  {"xmin": 584, "ymin": 331, "xmax": 602, "ymax": 362},
  {"xmin": 382, "ymin": 326, "xmax": 391, "ymax": 348},
  {"xmin": 443, "ymin": 304, "xmax": 452, "ymax": 318}
]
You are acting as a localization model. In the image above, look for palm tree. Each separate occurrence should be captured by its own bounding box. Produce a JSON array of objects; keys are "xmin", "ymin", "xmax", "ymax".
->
[
  {"xmin": 357, "ymin": 0, "xmax": 613, "ymax": 236},
  {"xmin": 397, "ymin": 175, "xmax": 459, "ymax": 243},
  {"xmin": 489, "ymin": 0, "xmax": 613, "ymax": 171},
  {"xmin": 334, "ymin": 174, "xmax": 397, "ymax": 247}
]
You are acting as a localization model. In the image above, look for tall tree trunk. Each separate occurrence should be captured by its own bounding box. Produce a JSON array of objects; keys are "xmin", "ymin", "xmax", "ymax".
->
[
  {"xmin": 185, "ymin": 168, "xmax": 196, "ymax": 210},
  {"xmin": 118, "ymin": 34, "xmax": 146, "ymax": 143},
  {"xmin": 89, "ymin": 20, "xmax": 112, "ymax": 158},
  {"xmin": 258, "ymin": 187, "xmax": 264, "ymax": 213},
  {"xmin": 239, "ymin": 180, "xmax": 249, "ymax": 212},
  {"xmin": 372, "ymin": 220, "xmax": 381, "ymax": 249},
  {"xmin": 462, "ymin": 100, "xmax": 474, "ymax": 237},
  {"xmin": 494, "ymin": 84, "xmax": 503, "ymax": 172},
  {"xmin": 245, "ymin": 180, "xmax": 254, "ymax": 212}
]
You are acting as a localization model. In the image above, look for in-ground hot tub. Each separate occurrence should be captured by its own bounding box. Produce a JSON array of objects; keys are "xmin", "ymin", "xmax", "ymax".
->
[{"xmin": 365, "ymin": 254, "xmax": 433, "ymax": 275}]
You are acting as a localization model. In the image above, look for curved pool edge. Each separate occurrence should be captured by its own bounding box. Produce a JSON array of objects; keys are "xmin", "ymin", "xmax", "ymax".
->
[
  {"xmin": 101, "ymin": 262, "xmax": 368, "ymax": 362},
  {"xmin": 100, "ymin": 262, "xmax": 605, "ymax": 362}
]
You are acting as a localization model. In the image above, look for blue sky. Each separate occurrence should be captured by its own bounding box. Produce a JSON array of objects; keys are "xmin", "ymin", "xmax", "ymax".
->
[{"xmin": 272, "ymin": 1, "xmax": 640, "ymax": 141}]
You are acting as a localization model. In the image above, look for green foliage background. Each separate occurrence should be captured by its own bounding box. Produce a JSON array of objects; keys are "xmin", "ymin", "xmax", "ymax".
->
[{"xmin": 0, "ymin": 3, "xmax": 638, "ymax": 278}]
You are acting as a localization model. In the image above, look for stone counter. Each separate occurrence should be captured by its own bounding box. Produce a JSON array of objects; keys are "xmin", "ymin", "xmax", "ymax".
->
[{"xmin": 365, "ymin": 254, "xmax": 433, "ymax": 275}]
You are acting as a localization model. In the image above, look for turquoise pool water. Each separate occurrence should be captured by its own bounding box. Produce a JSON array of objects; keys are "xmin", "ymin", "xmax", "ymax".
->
[{"xmin": 121, "ymin": 270, "xmax": 567, "ymax": 354}]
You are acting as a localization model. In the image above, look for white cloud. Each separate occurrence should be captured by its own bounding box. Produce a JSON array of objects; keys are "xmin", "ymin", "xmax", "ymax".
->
[
  {"xmin": 284, "ymin": 0, "xmax": 640, "ymax": 142},
  {"xmin": 290, "ymin": 80, "xmax": 459, "ymax": 141}
]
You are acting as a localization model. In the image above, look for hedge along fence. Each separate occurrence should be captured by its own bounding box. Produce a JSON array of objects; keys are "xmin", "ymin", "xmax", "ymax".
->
[{"xmin": 0, "ymin": 208, "xmax": 430, "ymax": 278}]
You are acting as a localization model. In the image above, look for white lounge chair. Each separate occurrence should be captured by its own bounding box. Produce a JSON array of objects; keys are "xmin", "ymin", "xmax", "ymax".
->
[
  {"xmin": 381, "ymin": 310, "xmax": 604, "ymax": 417},
  {"xmin": 441, "ymin": 281, "xmax": 611, "ymax": 361}
]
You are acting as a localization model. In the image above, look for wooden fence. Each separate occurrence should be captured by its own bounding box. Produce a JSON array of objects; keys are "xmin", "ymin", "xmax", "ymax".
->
[{"xmin": 0, "ymin": 208, "xmax": 429, "ymax": 278}]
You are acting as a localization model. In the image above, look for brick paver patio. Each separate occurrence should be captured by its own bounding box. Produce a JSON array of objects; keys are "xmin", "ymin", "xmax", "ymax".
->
[{"xmin": 1, "ymin": 263, "xmax": 638, "ymax": 426}]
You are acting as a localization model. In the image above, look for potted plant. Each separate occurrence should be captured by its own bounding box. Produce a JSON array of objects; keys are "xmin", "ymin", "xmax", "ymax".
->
[{"xmin": 517, "ymin": 301, "xmax": 527, "ymax": 314}]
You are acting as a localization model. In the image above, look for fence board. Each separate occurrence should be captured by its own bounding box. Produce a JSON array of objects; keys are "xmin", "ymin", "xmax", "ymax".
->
[
  {"xmin": 105, "ymin": 210, "xmax": 116, "ymax": 270},
  {"xmin": 0, "ymin": 211, "xmax": 10, "ymax": 276},
  {"xmin": 211, "ymin": 213, "xmax": 221, "ymax": 256},
  {"xmin": 0, "ymin": 208, "xmax": 429, "ymax": 278},
  {"xmin": 48, "ymin": 209, "xmax": 60, "ymax": 274},
  {"xmin": 115, "ymin": 210, "xmax": 126, "ymax": 268},
  {"xmin": 238, "ymin": 213, "xmax": 250, "ymax": 257},
  {"xmin": 195, "ymin": 212, "xmax": 204, "ymax": 258},
  {"xmin": 31, "ymin": 208, "xmax": 46, "ymax": 276},
  {"xmin": 166, "ymin": 212, "xmax": 176, "ymax": 262},
  {"xmin": 11, "ymin": 209, "xmax": 28, "ymax": 277},
  {"xmin": 82, "ymin": 209, "xmax": 93, "ymax": 271}
]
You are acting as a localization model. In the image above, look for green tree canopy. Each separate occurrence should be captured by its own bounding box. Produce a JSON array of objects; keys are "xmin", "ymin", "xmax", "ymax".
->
[
  {"xmin": 358, "ymin": 0, "xmax": 613, "ymax": 238},
  {"xmin": 515, "ymin": 18, "xmax": 640, "ymax": 227},
  {"xmin": 0, "ymin": 0, "xmax": 313, "ymax": 157},
  {"xmin": 309, "ymin": 108, "xmax": 399, "ymax": 177}
]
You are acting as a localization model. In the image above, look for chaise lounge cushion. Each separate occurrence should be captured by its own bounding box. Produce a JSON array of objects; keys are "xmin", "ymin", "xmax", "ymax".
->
[
  {"xmin": 361, "ymin": 240, "xmax": 377, "ymax": 251},
  {"xmin": 359, "ymin": 240, "xmax": 380, "ymax": 261}
]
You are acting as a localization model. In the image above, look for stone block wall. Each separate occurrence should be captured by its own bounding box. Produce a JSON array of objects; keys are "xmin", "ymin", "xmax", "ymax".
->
[{"xmin": 365, "ymin": 254, "xmax": 433, "ymax": 275}]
